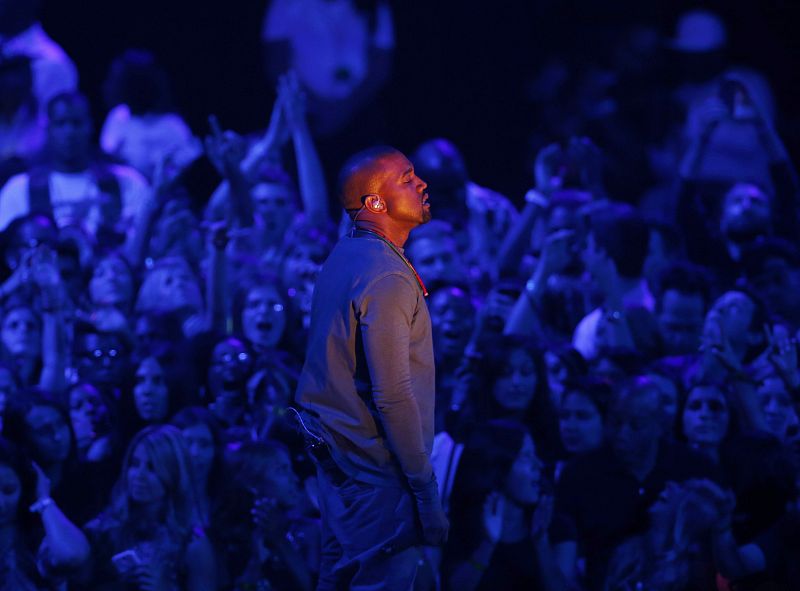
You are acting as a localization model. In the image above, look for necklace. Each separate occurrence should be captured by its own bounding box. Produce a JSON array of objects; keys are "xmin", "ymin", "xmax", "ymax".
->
[{"xmin": 352, "ymin": 228, "xmax": 429, "ymax": 297}]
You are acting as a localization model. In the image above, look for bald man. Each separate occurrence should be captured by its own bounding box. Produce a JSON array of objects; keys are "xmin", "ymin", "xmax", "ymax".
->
[{"xmin": 295, "ymin": 146, "xmax": 447, "ymax": 590}]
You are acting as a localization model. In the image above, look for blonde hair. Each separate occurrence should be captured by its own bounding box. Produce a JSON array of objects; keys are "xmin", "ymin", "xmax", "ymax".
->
[{"xmin": 110, "ymin": 425, "xmax": 202, "ymax": 538}]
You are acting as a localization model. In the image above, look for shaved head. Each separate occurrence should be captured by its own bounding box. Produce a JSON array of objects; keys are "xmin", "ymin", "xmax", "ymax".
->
[{"xmin": 337, "ymin": 145, "xmax": 402, "ymax": 212}]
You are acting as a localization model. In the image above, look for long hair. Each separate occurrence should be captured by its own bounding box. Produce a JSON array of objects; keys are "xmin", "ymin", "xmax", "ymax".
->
[
  {"xmin": 604, "ymin": 481, "xmax": 717, "ymax": 591},
  {"xmin": 445, "ymin": 420, "xmax": 533, "ymax": 566},
  {"xmin": 107, "ymin": 425, "xmax": 201, "ymax": 542},
  {"xmin": 476, "ymin": 334, "xmax": 561, "ymax": 462}
]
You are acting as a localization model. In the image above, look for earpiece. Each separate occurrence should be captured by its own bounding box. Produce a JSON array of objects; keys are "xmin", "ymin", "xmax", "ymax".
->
[{"xmin": 366, "ymin": 195, "xmax": 385, "ymax": 212}]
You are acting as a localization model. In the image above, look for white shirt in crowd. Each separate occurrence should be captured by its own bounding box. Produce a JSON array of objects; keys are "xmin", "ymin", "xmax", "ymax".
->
[
  {"xmin": 100, "ymin": 104, "xmax": 202, "ymax": 179},
  {"xmin": 0, "ymin": 164, "xmax": 150, "ymax": 233}
]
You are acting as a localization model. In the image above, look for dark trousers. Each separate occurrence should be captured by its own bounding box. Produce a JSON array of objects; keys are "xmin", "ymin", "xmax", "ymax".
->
[{"xmin": 315, "ymin": 462, "xmax": 421, "ymax": 591}]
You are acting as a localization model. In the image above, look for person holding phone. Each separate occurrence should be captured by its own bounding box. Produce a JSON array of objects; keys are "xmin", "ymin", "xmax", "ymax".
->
[
  {"xmin": 77, "ymin": 425, "xmax": 215, "ymax": 591},
  {"xmin": 295, "ymin": 145, "xmax": 447, "ymax": 590}
]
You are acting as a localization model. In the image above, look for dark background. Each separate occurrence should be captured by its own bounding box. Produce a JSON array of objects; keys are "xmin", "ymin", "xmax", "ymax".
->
[{"xmin": 41, "ymin": 0, "xmax": 800, "ymax": 202}]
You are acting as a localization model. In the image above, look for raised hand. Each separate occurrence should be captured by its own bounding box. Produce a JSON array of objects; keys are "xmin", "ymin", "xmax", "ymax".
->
[
  {"xmin": 765, "ymin": 324, "xmax": 799, "ymax": 388},
  {"xmin": 251, "ymin": 496, "xmax": 289, "ymax": 546},
  {"xmin": 31, "ymin": 461, "xmax": 51, "ymax": 502},
  {"xmin": 538, "ymin": 229, "xmax": 575, "ymax": 279},
  {"xmin": 205, "ymin": 115, "xmax": 247, "ymax": 180},
  {"xmin": 482, "ymin": 491, "xmax": 505, "ymax": 545},
  {"xmin": 700, "ymin": 312, "xmax": 741, "ymax": 374},
  {"xmin": 280, "ymin": 70, "xmax": 307, "ymax": 132}
]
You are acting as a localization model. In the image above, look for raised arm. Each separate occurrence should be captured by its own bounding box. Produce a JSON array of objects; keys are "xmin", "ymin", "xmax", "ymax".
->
[
  {"xmin": 281, "ymin": 72, "xmax": 329, "ymax": 226},
  {"xmin": 32, "ymin": 462, "xmax": 90, "ymax": 569}
]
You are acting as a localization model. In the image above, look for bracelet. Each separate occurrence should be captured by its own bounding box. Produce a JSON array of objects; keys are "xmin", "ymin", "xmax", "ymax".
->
[
  {"xmin": 29, "ymin": 497, "xmax": 54, "ymax": 514},
  {"xmin": 524, "ymin": 189, "xmax": 548, "ymax": 207}
]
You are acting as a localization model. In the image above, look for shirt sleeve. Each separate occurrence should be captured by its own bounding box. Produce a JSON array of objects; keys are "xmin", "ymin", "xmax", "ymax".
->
[
  {"xmin": 0, "ymin": 173, "xmax": 31, "ymax": 231},
  {"xmin": 358, "ymin": 272, "xmax": 433, "ymax": 489}
]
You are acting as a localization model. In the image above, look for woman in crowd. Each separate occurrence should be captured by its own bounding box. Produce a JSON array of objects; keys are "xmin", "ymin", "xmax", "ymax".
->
[
  {"xmin": 443, "ymin": 419, "xmax": 569, "ymax": 591},
  {"xmin": 680, "ymin": 383, "xmax": 732, "ymax": 463},
  {"xmin": 557, "ymin": 378, "xmax": 609, "ymax": 464},
  {"xmin": 603, "ymin": 479, "xmax": 719, "ymax": 591},
  {"xmin": 79, "ymin": 424, "xmax": 216, "ymax": 590}
]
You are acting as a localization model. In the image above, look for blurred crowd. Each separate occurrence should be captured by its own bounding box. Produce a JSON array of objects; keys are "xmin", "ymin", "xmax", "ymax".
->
[{"xmin": 0, "ymin": 1, "xmax": 798, "ymax": 590}]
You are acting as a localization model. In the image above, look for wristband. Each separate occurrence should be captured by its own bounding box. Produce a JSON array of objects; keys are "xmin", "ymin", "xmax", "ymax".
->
[
  {"xmin": 524, "ymin": 189, "xmax": 548, "ymax": 207},
  {"xmin": 30, "ymin": 497, "xmax": 54, "ymax": 514}
]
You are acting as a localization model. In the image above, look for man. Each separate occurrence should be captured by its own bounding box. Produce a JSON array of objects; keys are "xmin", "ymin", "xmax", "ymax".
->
[
  {"xmin": 0, "ymin": 91, "xmax": 150, "ymax": 239},
  {"xmin": 654, "ymin": 261, "xmax": 710, "ymax": 356},
  {"xmin": 295, "ymin": 146, "xmax": 448, "ymax": 590}
]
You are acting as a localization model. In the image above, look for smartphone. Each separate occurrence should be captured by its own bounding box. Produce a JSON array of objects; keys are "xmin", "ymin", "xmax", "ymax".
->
[{"xmin": 111, "ymin": 549, "xmax": 141, "ymax": 574}]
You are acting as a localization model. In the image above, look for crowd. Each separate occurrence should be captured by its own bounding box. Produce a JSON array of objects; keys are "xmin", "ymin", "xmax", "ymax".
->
[{"xmin": 0, "ymin": 1, "xmax": 798, "ymax": 590}]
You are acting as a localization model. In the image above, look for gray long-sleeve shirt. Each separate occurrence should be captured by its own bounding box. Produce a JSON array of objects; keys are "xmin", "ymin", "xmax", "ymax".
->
[{"xmin": 295, "ymin": 232, "xmax": 436, "ymax": 489}]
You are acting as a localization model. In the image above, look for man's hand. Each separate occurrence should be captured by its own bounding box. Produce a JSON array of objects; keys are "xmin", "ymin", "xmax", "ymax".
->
[{"xmin": 413, "ymin": 476, "xmax": 449, "ymax": 546}]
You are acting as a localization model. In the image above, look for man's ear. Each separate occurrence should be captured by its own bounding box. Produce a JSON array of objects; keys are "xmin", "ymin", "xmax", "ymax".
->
[{"xmin": 365, "ymin": 194, "xmax": 386, "ymax": 213}]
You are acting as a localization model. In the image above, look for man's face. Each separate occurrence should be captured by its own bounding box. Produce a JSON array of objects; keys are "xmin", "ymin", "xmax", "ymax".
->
[
  {"xmin": 47, "ymin": 99, "xmax": 92, "ymax": 164},
  {"xmin": 428, "ymin": 288, "xmax": 474, "ymax": 361},
  {"xmin": 407, "ymin": 236, "xmax": 464, "ymax": 288},
  {"xmin": 721, "ymin": 183, "xmax": 771, "ymax": 240},
  {"xmin": 76, "ymin": 332, "xmax": 128, "ymax": 387},
  {"xmin": 208, "ymin": 338, "xmax": 252, "ymax": 396},
  {"xmin": 378, "ymin": 153, "xmax": 431, "ymax": 228},
  {"xmin": 658, "ymin": 289, "xmax": 706, "ymax": 355},
  {"xmin": 252, "ymin": 182, "xmax": 295, "ymax": 241}
]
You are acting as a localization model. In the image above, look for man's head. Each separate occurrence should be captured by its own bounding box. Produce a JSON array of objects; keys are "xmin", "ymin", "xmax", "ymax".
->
[
  {"xmin": 704, "ymin": 290, "xmax": 766, "ymax": 359},
  {"xmin": 428, "ymin": 286, "xmax": 475, "ymax": 364},
  {"xmin": 405, "ymin": 220, "xmax": 467, "ymax": 290},
  {"xmin": 720, "ymin": 182, "xmax": 771, "ymax": 244},
  {"xmin": 741, "ymin": 238, "xmax": 800, "ymax": 323},
  {"xmin": 46, "ymin": 91, "xmax": 93, "ymax": 168},
  {"xmin": 655, "ymin": 262, "xmax": 710, "ymax": 356},
  {"xmin": 338, "ymin": 146, "xmax": 430, "ymax": 239}
]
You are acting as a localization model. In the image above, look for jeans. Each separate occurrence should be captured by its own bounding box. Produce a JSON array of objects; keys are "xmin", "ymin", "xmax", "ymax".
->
[{"xmin": 315, "ymin": 461, "xmax": 421, "ymax": 591}]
